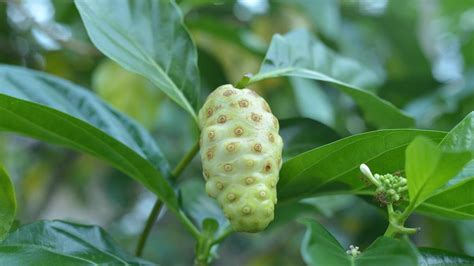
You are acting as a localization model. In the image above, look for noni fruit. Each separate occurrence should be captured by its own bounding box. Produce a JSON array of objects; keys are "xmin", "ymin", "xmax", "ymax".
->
[{"xmin": 198, "ymin": 84, "xmax": 283, "ymax": 233}]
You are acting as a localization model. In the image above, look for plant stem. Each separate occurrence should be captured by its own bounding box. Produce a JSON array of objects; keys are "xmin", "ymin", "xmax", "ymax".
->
[
  {"xmin": 383, "ymin": 203, "xmax": 419, "ymax": 237},
  {"xmin": 235, "ymin": 73, "xmax": 253, "ymax": 89},
  {"xmin": 195, "ymin": 226, "xmax": 234, "ymax": 266},
  {"xmin": 195, "ymin": 237, "xmax": 213, "ymax": 266},
  {"xmin": 135, "ymin": 141, "xmax": 200, "ymax": 256},
  {"xmin": 178, "ymin": 209, "xmax": 201, "ymax": 239},
  {"xmin": 135, "ymin": 200, "xmax": 163, "ymax": 256},
  {"xmin": 171, "ymin": 141, "xmax": 200, "ymax": 179}
]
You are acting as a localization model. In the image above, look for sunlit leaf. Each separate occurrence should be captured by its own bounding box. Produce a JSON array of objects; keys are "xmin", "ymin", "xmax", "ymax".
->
[
  {"xmin": 415, "ymin": 112, "xmax": 474, "ymax": 218},
  {"xmin": 250, "ymin": 29, "xmax": 413, "ymax": 128},
  {"xmin": 439, "ymin": 112, "xmax": 474, "ymax": 154},
  {"xmin": 405, "ymin": 136, "xmax": 471, "ymax": 208},
  {"xmin": 279, "ymin": 130, "xmax": 445, "ymax": 202},
  {"xmin": 75, "ymin": 0, "xmax": 200, "ymax": 120}
]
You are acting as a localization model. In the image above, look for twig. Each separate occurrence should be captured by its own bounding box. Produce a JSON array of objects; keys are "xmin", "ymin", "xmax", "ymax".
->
[{"xmin": 135, "ymin": 141, "xmax": 200, "ymax": 256}]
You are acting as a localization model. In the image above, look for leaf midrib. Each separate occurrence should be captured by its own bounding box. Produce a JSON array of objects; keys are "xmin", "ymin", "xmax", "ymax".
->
[
  {"xmin": 77, "ymin": 1, "xmax": 196, "ymax": 120},
  {"xmin": 282, "ymin": 141, "xmax": 414, "ymax": 199},
  {"xmin": 419, "ymin": 202, "xmax": 474, "ymax": 218},
  {"xmin": 281, "ymin": 133, "xmax": 436, "ymax": 195},
  {"xmin": 0, "ymin": 98, "xmax": 151, "ymax": 189},
  {"xmin": 51, "ymin": 226, "xmax": 128, "ymax": 264}
]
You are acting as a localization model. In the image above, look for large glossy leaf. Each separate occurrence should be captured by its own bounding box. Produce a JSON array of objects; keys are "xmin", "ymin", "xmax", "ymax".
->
[
  {"xmin": 405, "ymin": 137, "xmax": 471, "ymax": 208},
  {"xmin": 278, "ymin": 129, "xmax": 445, "ymax": 202},
  {"xmin": 0, "ymin": 65, "xmax": 179, "ymax": 212},
  {"xmin": 0, "ymin": 165, "xmax": 15, "ymax": 241},
  {"xmin": 415, "ymin": 112, "xmax": 474, "ymax": 219},
  {"xmin": 439, "ymin": 112, "xmax": 474, "ymax": 153},
  {"xmin": 249, "ymin": 29, "xmax": 414, "ymax": 128},
  {"xmin": 301, "ymin": 219, "xmax": 419, "ymax": 266},
  {"xmin": 0, "ymin": 220, "xmax": 154, "ymax": 265},
  {"xmin": 279, "ymin": 117, "xmax": 339, "ymax": 161},
  {"xmin": 418, "ymin": 247, "xmax": 474, "ymax": 265},
  {"xmin": 75, "ymin": 0, "xmax": 200, "ymax": 120},
  {"xmin": 417, "ymin": 178, "xmax": 474, "ymax": 219}
]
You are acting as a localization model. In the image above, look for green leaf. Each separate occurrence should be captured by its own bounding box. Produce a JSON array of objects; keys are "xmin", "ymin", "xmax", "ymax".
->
[
  {"xmin": 0, "ymin": 65, "xmax": 179, "ymax": 212},
  {"xmin": 0, "ymin": 220, "xmax": 154, "ymax": 265},
  {"xmin": 439, "ymin": 112, "xmax": 474, "ymax": 153},
  {"xmin": 356, "ymin": 238, "xmax": 418, "ymax": 266},
  {"xmin": 0, "ymin": 165, "xmax": 16, "ymax": 241},
  {"xmin": 301, "ymin": 219, "xmax": 419, "ymax": 266},
  {"xmin": 279, "ymin": 117, "xmax": 339, "ymax": 161},
  {"xmin": 249, "ymin": 29, "xmax": 414, "ymax": 128},
  {"xmin": 405, "ymin": 137, "xmax": 471, "ymax": 208},
  {"xmin": 279, "ymin": 129, "xmax": 445, "ymax": 202},
  {"xmin": 418, "ymin": 247, "xmax": 474, "ymax": 265},
  {"xmin": 301, "ymin": 219, "xmax": 349, "ymax": 265},
  {"xmin": 414, "ymin": 112, "xmax": 474, "ymax": 219},
  {"xmin": 417, "ymin": 178, "xmax": 474, "ymax": 219},
  {"xmin": 290, "ymin": 78, "xmax": 336, "ymax": 128},
  {"xmin": 75, "ymin": 0, "xmax": 200, "ymax": 120}
]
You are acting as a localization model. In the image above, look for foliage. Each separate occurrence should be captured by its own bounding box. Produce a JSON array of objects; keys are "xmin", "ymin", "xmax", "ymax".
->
[{"xmin": 0, "ymin": 0, "xmax": 474, "ymax": 265}]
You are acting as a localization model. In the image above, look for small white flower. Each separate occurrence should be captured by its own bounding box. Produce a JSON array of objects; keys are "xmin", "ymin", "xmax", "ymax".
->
[
  {"xmin": 360, "ymin": 163, "xmax": 381, "ymax": 186},
  {"xmin": 346, "ymin": 245, "xmax": 361, "ymax": 257},
  {"xmin": 360, "ymin": 164, "xmax": 373, "ymax": 178}
]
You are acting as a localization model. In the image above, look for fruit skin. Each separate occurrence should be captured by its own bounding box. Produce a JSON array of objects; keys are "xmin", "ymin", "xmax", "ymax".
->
[{"xmin": 198, "ymin": 84, "xmax": 283, "ymax": 233}]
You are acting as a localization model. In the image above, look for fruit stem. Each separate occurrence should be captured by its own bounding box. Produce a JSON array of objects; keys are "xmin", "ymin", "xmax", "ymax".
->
[{"xmin": 235, "ymin": 73, "xmax": 253, "ymax": 89}]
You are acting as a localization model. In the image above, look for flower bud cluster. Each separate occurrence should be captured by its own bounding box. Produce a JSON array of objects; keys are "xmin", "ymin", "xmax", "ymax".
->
[
  {"xmin": 374, "ymin": 173, "xmax": 408, "ymax": 204},
  {"xmin": 359, "ymin": 164, "xmax": 408, "ymax": 205}
]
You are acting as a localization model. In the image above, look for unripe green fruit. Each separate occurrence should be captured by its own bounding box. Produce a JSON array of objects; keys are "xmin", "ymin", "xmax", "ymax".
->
[{"xmin": 198, "ymin": 84, "xmax": 283, "ymax": 233}]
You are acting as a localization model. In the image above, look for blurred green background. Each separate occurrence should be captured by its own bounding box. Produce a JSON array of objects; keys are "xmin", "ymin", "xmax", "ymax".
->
[{"xmin": 1, "ymin": 0, "xmax": 474, "ymax": 265}]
